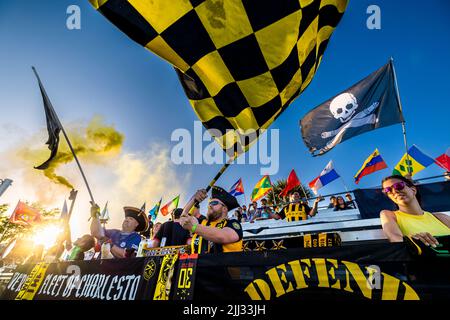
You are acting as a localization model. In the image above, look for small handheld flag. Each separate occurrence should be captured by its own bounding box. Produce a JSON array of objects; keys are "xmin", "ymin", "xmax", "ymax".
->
[
  {"xmin": 9, "ymin": 201, "xmax": 42, "ymax": 226},
  {"xmin": 148, "ymin": 198, "xmax": 162, "ymax": 222},
  {"xmin": 354, "ymin": 149, "xmax": 388, "ymax": 184},
  {"xmin": 280, "ymin": 169, "xmax": 301, "ymax": 197},
  {"xmin": 393, "ymin": 145, "xmax": 434, "ymax": 177},
  {"xmin": 60, "ymin": 200, "xmax": 69, "ymax": 221},
  {"xmin": 100, "ymin": 201, "xmax": 110, "ymax": 222},
  {"xmin": 251, "ymin": 176, "xmax": 272, "ymax": 202},
  {"xmin": 229, "ymin": 179, "xmax": 244, "ymax": 197},
  {"xmin": 308, "ymin": 161, "xmax": 340, "ymax": 194},
  {"xmin": 435, "ymin": 147, "xmax": 450, "ymax": 171},
  {"xmin": 160, "ymin": 196, "xmax": 180, "ymax": 217}
]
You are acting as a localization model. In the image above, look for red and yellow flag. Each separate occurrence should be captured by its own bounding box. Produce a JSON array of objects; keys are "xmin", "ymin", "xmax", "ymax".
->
[{"xmin": 9, "ymin": 201, "xmax": 42, "ymax": 226}]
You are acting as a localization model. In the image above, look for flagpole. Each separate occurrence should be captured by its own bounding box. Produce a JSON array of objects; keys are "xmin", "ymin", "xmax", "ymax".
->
[
  {"xmin": 32, "ymin": 67, "xmax": 96, "ymax": 205},
  {"xmin": 332, "ymin": 161, "xmax": 349, "ymax": 192},
  {"xmin": 390, "ymin": 58, "xmax": 412, "ymax": 176},
  {"xmin": 204, "ymin": 153, "xmax": 237, "ymax": 193},
  {"xmin": 67, "ymin": 189, "xmax": 78, "ymax": 221},
  {"xmin": 191, "ymin": 153, "xmax": 237, "ymax": 212},
  {"xmin": 298, "ymin": 183, "xmax": 311, "ymax": 206}
]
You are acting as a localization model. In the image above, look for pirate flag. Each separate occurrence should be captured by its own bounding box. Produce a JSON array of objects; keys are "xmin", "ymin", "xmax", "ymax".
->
[
  {"xmin": 90, "ymin": 0, "xmax": 348, "ymax": 156},
  {"xmin": 300, "ymin": 59, "xmax": 404, "ymax": 156}
]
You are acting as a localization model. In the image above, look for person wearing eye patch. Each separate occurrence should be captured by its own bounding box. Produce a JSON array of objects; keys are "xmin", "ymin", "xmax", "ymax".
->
[
  {"xmin": 380, "ymin": 175, "xmax": 450, "ymax": 246},
  {"xmin": 179, "ymin": 186, "xmax": 243, "ymax": 254}
]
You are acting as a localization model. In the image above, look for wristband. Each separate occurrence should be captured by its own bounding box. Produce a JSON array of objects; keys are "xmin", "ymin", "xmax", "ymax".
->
[{"xmin": 191, "ymin": 224, "xmax": 198, "ymax": 234}]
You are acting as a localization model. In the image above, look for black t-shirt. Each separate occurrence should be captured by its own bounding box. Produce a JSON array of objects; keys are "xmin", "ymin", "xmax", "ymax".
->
[{"xmin": 154, "ymin": 221, "xmax": 190, "ymax": 246}]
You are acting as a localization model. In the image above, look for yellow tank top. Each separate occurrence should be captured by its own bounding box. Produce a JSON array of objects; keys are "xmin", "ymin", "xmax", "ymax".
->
[{"xmin": 394, "ymin": 210, "xmax": 450, "ymax": 237}]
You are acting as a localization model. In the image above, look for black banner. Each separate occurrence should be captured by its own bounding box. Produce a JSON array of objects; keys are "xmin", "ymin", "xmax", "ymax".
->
[
  {"xmin": 353, "ymin": 180, "xmax": 450, "ymax": 219},
  {"xmin": 1, "ymin": 242, "xmax": 449, "ymax": 301},
  {"xmin": 1, "ymin": 257, "xmax": 159, "ymax": 300},
  {"xmin": 193, "ymin": 242, "xmax": 450, "ymax": 301}
]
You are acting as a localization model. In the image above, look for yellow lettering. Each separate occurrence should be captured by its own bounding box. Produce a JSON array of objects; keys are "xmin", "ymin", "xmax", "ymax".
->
[
  {"xmin": 312, "ymin": 259, "xmax": 340, "ymax": 289},
  {"xmin": 381, "ymin": 272, "xmax": 399, "ymax": 300},
  {"xmin": 312, "ymin": 258, "xmax": 329, "ymax": 288},
  {"xmin": 288, "ymin": 259, "xmax": 311, "ymax": 290},
  {"xmin": 327, "ymin": 259, "xmax": 341, "ymax": 290},
  {"xmin": 185, "ymin": 268, "xmax": 192, "ymax": 289},
  {"xmin": 244, "ymin": 279, "xmax": 271, "ymax": 300},
  {"xmin": 341, "ymin": 261, "xmax": 372, "ymax": 299},
  {"xmin": 266, "ymin": 264, "xmax": 294, "ymax": 298},
  {"xmin": 402, "ymin": 282, "xmax": 420, "ymax": 300}
]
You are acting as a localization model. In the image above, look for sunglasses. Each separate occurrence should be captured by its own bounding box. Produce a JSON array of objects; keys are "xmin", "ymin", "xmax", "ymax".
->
[
  {"xmin": 382, "ymin": 181, "xmax": 406, "ymax": 194},
  {"xmin": 208, "ymin": 200, "xmax": 224, "ymax": 207}
]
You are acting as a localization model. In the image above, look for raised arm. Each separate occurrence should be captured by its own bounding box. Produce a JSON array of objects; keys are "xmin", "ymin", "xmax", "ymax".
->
[{"xmin": 89, "ymin": 202, "xmax": 105, "ymax": 240}]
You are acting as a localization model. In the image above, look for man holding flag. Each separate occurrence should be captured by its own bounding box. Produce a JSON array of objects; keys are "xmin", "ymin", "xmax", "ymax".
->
[
  {"xmin": 179, "ymin": 186, "xmax": 243, "ymax": 254},
  {"xmin": 90, "ymin": 202, "xmax": 148, "ymax": 258},
  {"xmin": 275, "ymin": 191, "xmax": 322, "ymax": 222}
]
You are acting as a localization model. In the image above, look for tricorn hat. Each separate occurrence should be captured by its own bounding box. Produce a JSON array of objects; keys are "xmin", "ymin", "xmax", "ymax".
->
[
  {"xmin": 123, "ymin": 206, "xmax": 149, "ymax": 233},
  {"xmin": 211, "ymin": 186, "xmax": 239, "ymax": 211}
]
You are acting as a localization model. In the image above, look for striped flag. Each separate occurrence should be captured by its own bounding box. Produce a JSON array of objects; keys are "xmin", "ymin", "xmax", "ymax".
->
[
  {"xmin": 354, "ymin": 149, "xmax": 388, "ymax": 184},
  {"xmin": 393, "ymin": 145, "xmax": 435, "ymax": 177},
  {"xmin": 308, "ymin": 161, "xmax": 340, "ymax": 194},
  {"xmin": 9, "ymin": 201, "xmax": 42, "ymax": 226},
  {"xmin": 160, "ymin": 196, "xmax": 180, "ymax": 217},
  {"xmin": 229, "ymin": 178, "xmax": 244, "ymax": 197},
  {"xmin": 251, "ymin": 176, "xmax": 272, "ymax": 202},
  {"xmin": 435, "ymin": 147, "xmax": 450, "ymax": 171}
]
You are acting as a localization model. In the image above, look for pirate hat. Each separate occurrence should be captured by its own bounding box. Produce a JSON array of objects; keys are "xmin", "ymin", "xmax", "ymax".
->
[
  {"xmin": 211, "ymin": 186, "xmax": 239, "ymax": 211},
  {"xmin": 123, "ymin": 206, "xmax": 149, "ymax": 233}
]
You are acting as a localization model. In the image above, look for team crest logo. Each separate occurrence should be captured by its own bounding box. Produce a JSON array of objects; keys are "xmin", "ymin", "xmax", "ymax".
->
[
  {"xmin": 232, "ymin": 222, "xmax": 241, "ymax": 230},
  {"xmin": 143, "ymin": 259, "xmax": 157, "ymax": 281},
  {"xmin": 120, "ymin": 242, "xmax": 126, "ymax": 248}
]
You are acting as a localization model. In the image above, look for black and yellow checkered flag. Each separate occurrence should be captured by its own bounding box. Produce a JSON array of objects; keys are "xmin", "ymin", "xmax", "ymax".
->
[{"xmin": 90, "ymin": 0, "xmax": 348, "ymax": 155}]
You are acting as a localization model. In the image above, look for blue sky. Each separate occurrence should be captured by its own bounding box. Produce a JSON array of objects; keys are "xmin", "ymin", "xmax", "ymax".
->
[{"xmin": 1, "ymin": 1, "xmax": 449, "ymax": 232}]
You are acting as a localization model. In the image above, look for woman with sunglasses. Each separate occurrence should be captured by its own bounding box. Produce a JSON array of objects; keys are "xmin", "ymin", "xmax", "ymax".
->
[{"xmin": 380, "ymin": 175, "xmax": 450, "ymax": 246}]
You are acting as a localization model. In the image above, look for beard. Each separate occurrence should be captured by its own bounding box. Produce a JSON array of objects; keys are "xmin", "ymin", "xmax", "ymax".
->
[{"xmin": 207, "ymin": 208, "xmax": 223, "ymax": 221}]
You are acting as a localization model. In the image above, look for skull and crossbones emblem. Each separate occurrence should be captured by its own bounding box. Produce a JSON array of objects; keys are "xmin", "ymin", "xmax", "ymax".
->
[
  {"xmin": 329, "ymin": 92, "xmax": 358, "ymax": 123},
  {"xmin": 321, "ymin": 93, "xmax": 380, "ymax": 140}
]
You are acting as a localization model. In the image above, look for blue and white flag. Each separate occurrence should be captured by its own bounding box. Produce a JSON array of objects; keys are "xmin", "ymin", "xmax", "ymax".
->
[{"xmin": 308, "ymin": 161, "xmax": 340, "ymax": 194}]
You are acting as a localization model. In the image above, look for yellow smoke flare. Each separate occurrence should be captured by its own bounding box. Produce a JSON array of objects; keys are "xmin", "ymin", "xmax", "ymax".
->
[{"xmin": 33, "ymin": 116, "xmax": 124, "ymax": 188}]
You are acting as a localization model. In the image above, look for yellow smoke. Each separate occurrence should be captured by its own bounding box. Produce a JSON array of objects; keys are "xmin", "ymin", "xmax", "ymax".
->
[{"xmin": 23, "ymin": 116, "xmax": 124, "ymax": 189}]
